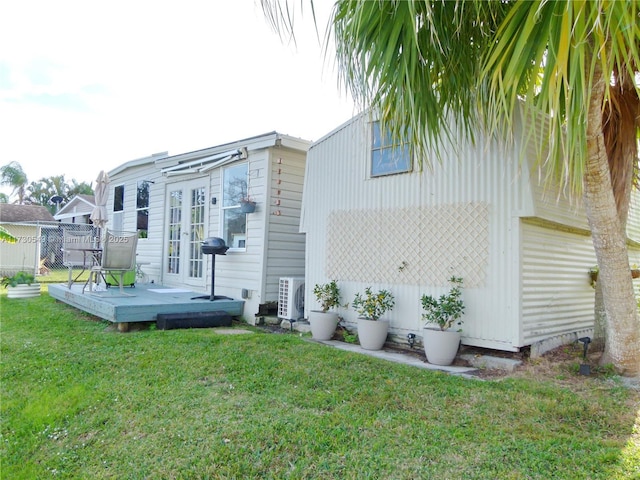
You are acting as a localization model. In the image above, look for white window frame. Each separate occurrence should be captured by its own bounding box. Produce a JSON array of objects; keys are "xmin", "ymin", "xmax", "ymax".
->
[
  {"xmin": 370, "ymin": 120, "xmax": 412, "ymax": 177},
  {"xmin": 136, "ymin": 180, "xmax": 151, "ymax": 239},
  {"xmin": 112, "ymin": 184, "xmax": 124, "ymax": 231},
  {"xmin": 221, "ymin": 162, "xmax": 248, "ymax": 252}
]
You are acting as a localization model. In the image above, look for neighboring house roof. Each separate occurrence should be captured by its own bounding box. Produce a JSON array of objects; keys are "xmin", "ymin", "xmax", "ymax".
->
[
  {"xmin": 76, "ymin": 194, "xmax": 96, "ymax": 204},
  {"xmin": 0, "ymin": 204, "xmax": 55, "ymax": 223},
  {"xmin": 53, "ymin": 195, "xmax": 96, "ymax": 221}
]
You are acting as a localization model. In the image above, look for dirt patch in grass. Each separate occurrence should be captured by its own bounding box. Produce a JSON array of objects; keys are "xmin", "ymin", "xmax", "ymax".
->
[
  {"xmin": 257, "ymin": 324, "xmax": 630, "ymax": 388},
  {"xmin": 465, "ymin": 343, "xmax": 601, "ymax": 382}
]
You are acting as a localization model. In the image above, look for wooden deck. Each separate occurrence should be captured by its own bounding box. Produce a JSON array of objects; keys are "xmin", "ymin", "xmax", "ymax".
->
[{"xmin": 48, "ymin": 283, "xmax": 245, "ymax": 328}]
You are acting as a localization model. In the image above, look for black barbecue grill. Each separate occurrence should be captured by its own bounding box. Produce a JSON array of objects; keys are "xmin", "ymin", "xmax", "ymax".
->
[
  {"xmin": 192, "ymin": 237, "xmax": 232, "ymax": 301},
  {"xmin": 201, "ymin": 237, "xmax": 229, "ymax": 255}
]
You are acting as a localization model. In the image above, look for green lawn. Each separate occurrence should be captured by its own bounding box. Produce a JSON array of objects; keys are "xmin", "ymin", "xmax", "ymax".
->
[
  {"xmin": 38, "ymin": 268, "xmax": 91, "ymax": 285},
  {"xmin": 1, "ymin": 289, "xmax": 638, "ymax": 479}
]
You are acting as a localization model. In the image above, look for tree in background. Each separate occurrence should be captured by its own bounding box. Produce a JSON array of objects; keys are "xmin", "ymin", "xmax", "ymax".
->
[
  {"xmin": 0, "ymin": 161, "xmax": 29, "ymax": 204},
  {"xmin": 28, "ymin": 175, "xmax": 68, "ymax": 209},
  {"xmin": 0, "ymin": 162, "xmax": 94, "ymax": 212},
  {"xmin": 67, "ymin": 179, "xmax": 94, "ymax": 198},
  {"xmin": 262, "ymin": 0, "xmax": 640, "ymax": 376}
]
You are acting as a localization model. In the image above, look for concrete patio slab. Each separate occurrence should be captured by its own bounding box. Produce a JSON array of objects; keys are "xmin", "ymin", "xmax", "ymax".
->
[{"xmin": 314, "ymin": 339, "xmax": 480, "ymax": 378}]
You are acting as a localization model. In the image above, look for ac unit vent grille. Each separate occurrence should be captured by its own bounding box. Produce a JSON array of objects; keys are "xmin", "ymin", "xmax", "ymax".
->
[{"xmin": 278, "ymin": 277, "xmax": 305, "ymax": 320}]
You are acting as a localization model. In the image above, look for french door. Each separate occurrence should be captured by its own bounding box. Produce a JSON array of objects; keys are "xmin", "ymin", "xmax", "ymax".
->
[{"xmin": 164, "ymin": 179, "xmax": 208, "ymax": 288}]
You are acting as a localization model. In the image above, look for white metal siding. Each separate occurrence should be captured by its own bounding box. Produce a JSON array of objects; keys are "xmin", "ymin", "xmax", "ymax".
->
[
  {"xmin": 203, "ymin": 147, "xmax": 307, "ymax": 319},
  {"xmin": 302, "ymin": 113, "xmax": 639, "ymax": 351},
  {"xmin": 520, "ymin": 107, "xmax": 590, "ymax": 231},
  {"xmin": 263, "ymin": 149, "xmax": 307, "ymax": 301},
  {"xmin": 520, "ymin": 222, "xmax": 596, "ymax": 346},
  {"xmin": 301, "ymin": 114, "xmax": 528, "ymax": 350},
  {"xmin": 105, "ymin": 135, "xmax": 310, "ymax": 323},
  {"xmin": 210, "ymin": 151, "xmax": 269, "ymax": 320},
  {"xmin": 527, "ymin": 172, "xmax": 589, "ymax": 231},
  {"xmin": 107, "ymin": 161, "xmax": 165, "ymax": 284},
  {"xmin": 627, "ymin": 190, "xmax": 640, "ymax": 243}
]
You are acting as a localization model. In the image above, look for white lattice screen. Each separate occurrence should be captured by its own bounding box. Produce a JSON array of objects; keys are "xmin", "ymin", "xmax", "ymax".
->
[{"xmin": 325, "ymin": 203, "xmax": 489, "ymax": 287}]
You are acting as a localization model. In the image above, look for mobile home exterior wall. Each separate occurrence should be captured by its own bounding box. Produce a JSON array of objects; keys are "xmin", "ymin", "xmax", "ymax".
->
[
  {"xmin": 301, "ymin": 113, "xmax": 633, "ymax": 352},
  {"xmin": 108, "ymin": 133, "xmax": 310, "ymax": 323}
]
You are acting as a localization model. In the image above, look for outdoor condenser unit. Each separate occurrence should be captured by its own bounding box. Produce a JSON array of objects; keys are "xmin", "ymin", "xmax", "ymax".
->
[{"xmin": 278, "ymin": 277, "xmax": 305, "ymax": 320}]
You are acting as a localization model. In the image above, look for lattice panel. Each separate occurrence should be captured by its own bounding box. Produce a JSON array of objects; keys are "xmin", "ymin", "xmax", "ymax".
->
[{"xmin": 326, "ymin": 203, "xmax": 489, "ymax": 287}]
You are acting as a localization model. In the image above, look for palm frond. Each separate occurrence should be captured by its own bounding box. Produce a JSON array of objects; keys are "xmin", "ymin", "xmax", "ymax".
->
[
  {"xmin": 482, "ymin": 0, "xmax": 640, "ymax": 196},
  {"xmin": 333, "ymin": 0, "xmax": 507, "ymax": 168}
]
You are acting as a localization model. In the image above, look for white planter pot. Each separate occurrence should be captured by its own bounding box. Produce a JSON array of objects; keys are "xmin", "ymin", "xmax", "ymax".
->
[
  {"xmin": 423, "ymin": 328, "xmax": 461, "ymax": 366},
  {"xmin": 309, "ymin": 311, "xmax": 339, "ymax": 341},
  {"xmin": 7, "ymin": 284, "xmax": 41, "ymax": 299},
  {"xmin": 357, "ymin": 318, "xmax": 389, "ymax": 350}
]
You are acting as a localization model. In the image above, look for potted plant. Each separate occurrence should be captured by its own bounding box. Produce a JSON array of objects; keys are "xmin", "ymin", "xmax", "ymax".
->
[
  {"xmin": 589, "ymin": 264, "xmax": 640, "ymax": 288},
  {"xmin": 421, "ymin": 276, "xmax": 465, "ymax": 365},
  {"xmin": 240, "ymin": 197, "xmax": 256, "ymax": 213},
  {"xmin": 352, "ymin": 287, "xmax": 395, "ymax": 350},
  {"xmin": 588, "ymin": 266, "xmax": 599, "ymax": 287},
  {"xmin": 309, "ymin": 280, "xmax": 342, "ymax": 340},
  {"xmin": 2, "ymin": 271, "xmax": 41, "ymax": 299}
]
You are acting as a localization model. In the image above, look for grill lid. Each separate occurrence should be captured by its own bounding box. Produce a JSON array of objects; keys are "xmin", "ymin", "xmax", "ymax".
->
[{"xmin": 201, "ymin": 237, "xmax": 229, "ymax": 255}]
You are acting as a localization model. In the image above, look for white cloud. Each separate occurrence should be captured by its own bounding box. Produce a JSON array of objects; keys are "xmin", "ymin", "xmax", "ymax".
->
[{"xmin": 0, "ymin": 0, "xmax": 356, "ymax": 188}]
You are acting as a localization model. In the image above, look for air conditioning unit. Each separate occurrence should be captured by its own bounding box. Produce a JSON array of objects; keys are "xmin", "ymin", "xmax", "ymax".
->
[{"xmin": 278, "ymin": 277, "xmax": 305, "ymax": 320}]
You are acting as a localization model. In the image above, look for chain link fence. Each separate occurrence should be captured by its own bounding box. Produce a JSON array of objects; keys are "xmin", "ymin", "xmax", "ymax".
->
[{"xmin": 0, "ymin": 221, "xmax": 97, "ymax": 276}]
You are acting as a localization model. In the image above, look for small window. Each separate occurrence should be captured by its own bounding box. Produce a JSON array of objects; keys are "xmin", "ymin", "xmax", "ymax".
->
[
  {"xmin": 221, "ymin": 163, "xmax": 248, "ymax": 250},
  {"xmin": 371, "ymin": 121, "xmax": 412, "ymax": 177},
  {"xmin": 113, "ymin": 185, "xmax": 124, "ymax": 212},
  {"xmin": 112, "ymin": 185, "xmax": 124, "ymax": 231},
  {"xmin": 136, "ymin": 181, "xmax": 151, "ymax": 239}
]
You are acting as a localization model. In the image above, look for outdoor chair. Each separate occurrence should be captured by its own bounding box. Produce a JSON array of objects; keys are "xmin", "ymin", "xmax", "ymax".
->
[
  {"xmin": 88, "ymin": 230, "xmax": 138, "ymax": 295},
  {"xmin": 62, "ymin": 229, "xmax": 96, "ymax": 289}
]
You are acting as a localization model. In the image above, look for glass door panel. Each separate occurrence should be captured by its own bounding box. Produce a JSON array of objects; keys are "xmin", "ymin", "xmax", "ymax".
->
[
  {"xmin": 188, "ymin": 186, "xmax": 205, "ymax": 280},
  {"xmin": 165, "ymin": 181, "xmax": 207, "ymax": 288}
]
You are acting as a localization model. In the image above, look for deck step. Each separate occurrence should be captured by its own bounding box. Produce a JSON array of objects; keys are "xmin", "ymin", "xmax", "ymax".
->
[{"xmin": 156, "ymin": 311, "xmax": 232, "ymax": 330}]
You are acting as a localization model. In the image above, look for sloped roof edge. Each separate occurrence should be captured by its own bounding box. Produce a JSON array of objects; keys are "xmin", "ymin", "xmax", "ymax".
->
[
  {"xmin": 0, "ymin": 204, "xmax": 55, "ymax": 223},
  {"xmin": 53, "ymin": 195, "xmax": 96, "ymax": 220}
]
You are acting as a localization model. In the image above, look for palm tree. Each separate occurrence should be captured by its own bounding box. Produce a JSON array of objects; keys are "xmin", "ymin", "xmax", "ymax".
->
[
  {"xmin": 262, "ymin": 0, "xmax": 640, "ymax": 376},
  {"xmin": 0, "ymin": 161, "xmax": 29, "ymax": 204},
  {"xmin": 25, "ymin": 176, "xmax": 93, "ymax": 213},
  {"xmin": 28, "ymin": 175, "xmax": 69, "ymax": 213},
  {"xmin": 67, "ymin": 179, "xmax": 94, "ymax": 198}
]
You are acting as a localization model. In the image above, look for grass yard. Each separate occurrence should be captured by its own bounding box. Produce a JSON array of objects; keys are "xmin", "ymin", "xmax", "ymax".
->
[
  {"xmin": 38, "ymin": 268, "xmax": 92, "ymax": 286},
  {"xmin": 1, "ymin": 289, "xmax": 639, "ymax": 479}
]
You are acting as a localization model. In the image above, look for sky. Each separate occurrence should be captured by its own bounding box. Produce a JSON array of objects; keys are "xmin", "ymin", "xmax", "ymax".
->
[{"xmin": 0, "ymin": 0, "xmax": 357, "ymax": 193}]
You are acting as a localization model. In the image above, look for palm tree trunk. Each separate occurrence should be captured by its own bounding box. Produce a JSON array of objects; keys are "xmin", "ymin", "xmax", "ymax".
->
[
  {"xmin": 592, "ymin": 282, "xmax": 606, "ymax": 351},
  {"xmin": 584, "ymin": 61, "xmax": 640, "ymax": 377},
  {"xmin": 592, "ymin": 71, "xmax": 637, "ymax": 354}
]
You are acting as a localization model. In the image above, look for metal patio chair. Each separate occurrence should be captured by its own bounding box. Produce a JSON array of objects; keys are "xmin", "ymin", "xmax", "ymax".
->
[
  {"xmin": 88, "ymin": 230, "xmax": 138, "ymax": 295},
  {"xmin": 62, "ymin": 229, "xmax": 96, "ymax": 289}
]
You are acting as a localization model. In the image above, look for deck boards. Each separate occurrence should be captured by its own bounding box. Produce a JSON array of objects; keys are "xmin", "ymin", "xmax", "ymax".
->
[{"xmin": 48, "ymin": 283, "xmax": 245, "ymax": 323}]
